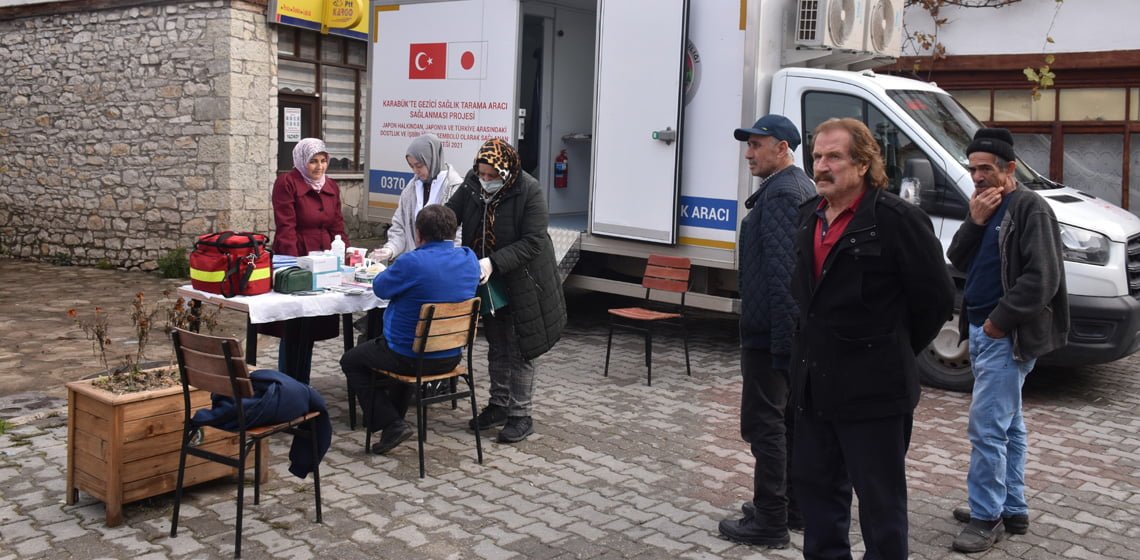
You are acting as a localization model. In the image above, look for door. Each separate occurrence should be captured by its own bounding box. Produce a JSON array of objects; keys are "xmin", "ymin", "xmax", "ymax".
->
[
  {"xmin": 278, "ymin": 95, "xmax": 320, "ymax": 172},
  {"xmin": 589, "ymin": 0, "xmax": 689, "ymax": 244},
  {"xmin": 367, "ymin": 0, "xmax": 521, "ymax": 214}
]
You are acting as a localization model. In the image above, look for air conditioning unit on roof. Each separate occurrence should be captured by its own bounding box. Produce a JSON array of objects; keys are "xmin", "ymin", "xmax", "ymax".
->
[
  {"xmin": 865, "ymin": 0, "xmax": 903, "ymax": 58},
  {"xmin": 795, "ymin": 0, "xmax": 866, "ymax": 52}
]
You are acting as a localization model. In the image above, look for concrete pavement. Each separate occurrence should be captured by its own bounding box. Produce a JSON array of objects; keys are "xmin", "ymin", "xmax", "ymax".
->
[{"xmin": 1, "ymin": 258, "xmax": 1139, "ymax": 558}]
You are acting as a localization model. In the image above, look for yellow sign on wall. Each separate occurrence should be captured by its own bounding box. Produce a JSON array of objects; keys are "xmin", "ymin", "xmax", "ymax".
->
[
  {"xmin": 326, "ymin": 0, "xmax": 364, "ymax": 29},
  {"xmin": 270, "ymin": 0, "xmax": 369, "ymax": 41}
]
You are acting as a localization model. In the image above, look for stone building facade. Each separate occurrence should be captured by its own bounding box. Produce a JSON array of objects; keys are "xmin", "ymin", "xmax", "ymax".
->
[{"xmin": 0, "ymin": 0, "xmax": 372, "ymax": 270}]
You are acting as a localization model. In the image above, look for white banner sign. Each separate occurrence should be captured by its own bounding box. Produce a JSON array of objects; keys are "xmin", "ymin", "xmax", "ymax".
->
[{"xmin": 368, "ymin": 0, "xmax": 519, "ymax": 198}]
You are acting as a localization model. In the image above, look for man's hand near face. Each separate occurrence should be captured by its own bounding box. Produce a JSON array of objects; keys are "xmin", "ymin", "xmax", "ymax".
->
[{"xmin": 969, "ymin": 186, "xmax": 1003, "ymax": 225}]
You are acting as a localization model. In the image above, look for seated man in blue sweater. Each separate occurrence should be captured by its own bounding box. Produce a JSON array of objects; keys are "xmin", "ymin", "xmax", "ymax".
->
[{"xmin": 340, "ymin": 204, "xmax": 480, "ymax": 455}]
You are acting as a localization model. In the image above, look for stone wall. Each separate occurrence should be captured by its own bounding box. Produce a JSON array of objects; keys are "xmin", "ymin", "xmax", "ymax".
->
[{"xmin": 0, "ymin": 0, "xmax": 275, "ymax": 270}]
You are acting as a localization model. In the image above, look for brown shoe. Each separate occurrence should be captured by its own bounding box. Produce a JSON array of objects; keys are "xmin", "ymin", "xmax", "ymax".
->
[
  {"xmin": 952, "ymin": 518, "xmax": 1004, "ymax": 553},
  {"xmin": 953, "ymin": 506, "xmax": 1028, "ymax": 534}
]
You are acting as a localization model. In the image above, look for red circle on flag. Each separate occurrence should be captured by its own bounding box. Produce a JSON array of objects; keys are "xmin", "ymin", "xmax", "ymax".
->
[{"xmin": 461, "ymin": 51, "xmax": 475, "ymax": 70}]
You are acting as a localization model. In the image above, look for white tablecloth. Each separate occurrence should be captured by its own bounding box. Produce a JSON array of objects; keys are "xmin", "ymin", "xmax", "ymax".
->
[{"xmin": 177, "ymin": 286, "xmax": 387, "ymax": 324}]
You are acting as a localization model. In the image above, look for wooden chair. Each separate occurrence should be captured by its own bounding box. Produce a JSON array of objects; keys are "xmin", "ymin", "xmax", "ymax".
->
[
  {"xmin": 604, "ymin": 255, "xmax": 692, "ymax": 386},
  {"xmin": 169, "ymin": 329, "xmax": 322, "ymax": 559},
  {"xmin": 364, "ymin": 297, "xmax": 483, "ymax": 478}
]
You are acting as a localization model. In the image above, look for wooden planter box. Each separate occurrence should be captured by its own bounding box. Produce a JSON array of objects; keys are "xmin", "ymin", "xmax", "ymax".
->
[{"xmin": 65, "ymin": 377, "xmax": 263, "ymax": 526}]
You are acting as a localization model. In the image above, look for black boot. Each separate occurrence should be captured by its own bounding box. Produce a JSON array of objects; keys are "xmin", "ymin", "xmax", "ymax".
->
[{"xmin": 718, "ymin": 508, "xmax": 790, "ymax": 548}]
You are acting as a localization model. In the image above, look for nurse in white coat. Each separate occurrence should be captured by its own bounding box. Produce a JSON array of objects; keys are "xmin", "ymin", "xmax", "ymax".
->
[{"xmin": 372, "ymin": 133, "xmax": 465, "ymax": 262}]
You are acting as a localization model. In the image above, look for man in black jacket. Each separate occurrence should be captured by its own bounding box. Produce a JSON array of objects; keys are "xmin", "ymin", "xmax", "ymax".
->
[
  {"xmin": 719, "ymin": 115, "xmax": 815, "ymax": 548},
  {"xmin": 789, "ymin": 118, "xmax": 954, "ymax": 559},
  {"xmin": 947, "ymin": 128, "xmax": 1067, "ymax": 553}
]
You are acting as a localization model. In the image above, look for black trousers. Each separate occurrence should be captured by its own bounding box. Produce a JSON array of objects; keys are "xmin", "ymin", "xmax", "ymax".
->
[
  {"xmin": 340, "ymin": 336, "xmax": 460, "ymax": 432},
  {"xmin": 740, "ymin": 347, "xmax": 796, "ymax": 526},
  {"xmin": 791, "ymin": 409, "xmax": 913, "ymax": 560}
]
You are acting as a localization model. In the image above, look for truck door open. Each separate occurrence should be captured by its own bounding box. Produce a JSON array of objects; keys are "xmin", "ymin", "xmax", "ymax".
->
[
  {"xmin": 589, "ymin": 0, "xmax": 689, "ymax": 244},
  {"xmin": 367, "ymin": 0, "xmax": 521, "ymax": 221}
]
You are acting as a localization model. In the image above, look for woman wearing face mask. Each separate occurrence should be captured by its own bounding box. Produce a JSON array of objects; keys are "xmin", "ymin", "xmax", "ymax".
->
[
  {"xmin": 268, "ymin": 137, "xmax": 348, "ymax": 383},
  {"xmin": 446, "ymin": 138, "xmax": 567, "ymax": 443},
  {"xmin": 371, "ymin": 134, "xmax": 464, "ymax": 263}
]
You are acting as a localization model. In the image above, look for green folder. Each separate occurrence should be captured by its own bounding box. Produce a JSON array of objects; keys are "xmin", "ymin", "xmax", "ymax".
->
[{"xmin": 477, "ymin": 277, "xmax": 509, "ymax": 316}]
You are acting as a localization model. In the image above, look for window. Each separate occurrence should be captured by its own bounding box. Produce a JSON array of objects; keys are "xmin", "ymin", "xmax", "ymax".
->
[
  {"xmin": 1130, "ymin": 134, "xmax": 1140, "ymax": 209},
  {"xmin": 802, "ymin": 91, "xmax": 967, "ymax": 219},
  {"xmin": 994, "ymin": 89, "xmax": 1055, "ymax": 122},
  {"xmin": 951, "ymin": 90, "xmax": 991, "ymax": 122},
  {"xmin": 1064, "ymin": 134, "xmax": 1125, "ymax": 204},
  {"xmin": 277, "ymin": 28, "xmax": 366, "ymax": 173},
  {"xmin": 1011, "ymin": 133, "xmax": 1051, "ymax": 177},
  {"xmin": 1059, "ymin": 88, "xmax": 1127, "ymax": 121}
]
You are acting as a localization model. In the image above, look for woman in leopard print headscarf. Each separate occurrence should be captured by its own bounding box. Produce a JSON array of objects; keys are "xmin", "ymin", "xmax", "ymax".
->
[{"xmin": 446, "ymin": 138, "xmax": 567, "ymax": 444}]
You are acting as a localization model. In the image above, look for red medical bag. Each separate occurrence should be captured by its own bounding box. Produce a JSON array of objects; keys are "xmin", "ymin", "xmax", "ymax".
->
[{"xmin": 189, "ymin": 231, "xmax": 272, "ymax": 297}]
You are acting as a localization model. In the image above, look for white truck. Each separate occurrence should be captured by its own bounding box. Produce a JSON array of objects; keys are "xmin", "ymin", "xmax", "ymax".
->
[{"xmin": 364, "ymin": 0, "xmax": 1140, "ymax": 391}]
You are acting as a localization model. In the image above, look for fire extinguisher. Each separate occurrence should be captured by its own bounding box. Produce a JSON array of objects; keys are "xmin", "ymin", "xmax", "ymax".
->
[{"xmin": 554, "ymin": 149, "xmax": 569, "ymax": 189}]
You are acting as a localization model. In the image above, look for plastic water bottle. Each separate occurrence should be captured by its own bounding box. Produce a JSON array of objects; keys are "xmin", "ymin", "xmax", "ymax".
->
[{"xmin": 330, "ymin": 234, "xmax": 346, "ymax": 269}]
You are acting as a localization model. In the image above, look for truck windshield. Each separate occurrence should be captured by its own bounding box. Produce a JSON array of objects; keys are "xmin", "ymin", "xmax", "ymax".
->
[{"xmin": 887, "ymin": 90, "xmax": 1060, "ymax": 190}]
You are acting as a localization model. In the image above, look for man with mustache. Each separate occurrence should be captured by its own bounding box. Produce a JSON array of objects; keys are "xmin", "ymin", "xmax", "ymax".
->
[
  {"xmin": 789, "ymin": 118, "xmax": 954, "ymax": 559},
  {"xmin": 947, "ymin": 128, "xmax": 1067, "ymax": 553}
]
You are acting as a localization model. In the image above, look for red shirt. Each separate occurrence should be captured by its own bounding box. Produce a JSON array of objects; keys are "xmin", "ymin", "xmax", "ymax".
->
[{"xmin": 812, "ymin": 190, "xmax": 867, "ymax": 280}]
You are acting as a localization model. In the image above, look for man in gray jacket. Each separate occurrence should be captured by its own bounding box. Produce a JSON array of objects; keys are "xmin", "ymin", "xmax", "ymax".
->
[
  {"xmin": 719, "ymin": 114, "xmax": 814, "ymax": 548},
  {"xmin": 947, "ymin": 128, "xmax": 1068, "ymax": 553}
]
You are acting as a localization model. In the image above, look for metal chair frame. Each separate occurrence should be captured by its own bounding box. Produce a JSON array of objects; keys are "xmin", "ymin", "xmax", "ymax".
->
[
  {"xmin": 364, "ymin": 297, "xmax": 483, "ymax": 478},
  {"xmin": 169, "ymin": 329, "xmax": 322, "ymax": 558},
  {"xmin": 604, "ymin": 255, "xmax": 692, "ymax": 386}
]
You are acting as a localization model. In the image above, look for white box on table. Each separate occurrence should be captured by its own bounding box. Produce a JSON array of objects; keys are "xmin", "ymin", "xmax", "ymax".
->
[
  {"xmin": 297, "ymin": 254, "xmax": 339, "ymax": 274},
  {"xmin": 312, "ymin": 270, "xmax": 342, "ymax": 290}
]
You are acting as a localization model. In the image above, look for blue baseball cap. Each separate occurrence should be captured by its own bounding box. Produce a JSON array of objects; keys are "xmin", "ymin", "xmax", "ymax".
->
[{"xmin": 733, "ymin": 114, "xmax": 801, "ymax": 151}]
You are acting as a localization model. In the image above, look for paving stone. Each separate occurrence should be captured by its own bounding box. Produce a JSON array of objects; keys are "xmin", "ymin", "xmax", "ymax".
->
[{"xmin": 2, "ymin": 272, "xmax": 1140, "ymax": 558}]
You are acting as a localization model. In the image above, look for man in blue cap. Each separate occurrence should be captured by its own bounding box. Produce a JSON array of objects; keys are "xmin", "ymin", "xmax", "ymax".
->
[{"xmin": 718, "ymin": 114, "xmax": 815, "ymax": 548}]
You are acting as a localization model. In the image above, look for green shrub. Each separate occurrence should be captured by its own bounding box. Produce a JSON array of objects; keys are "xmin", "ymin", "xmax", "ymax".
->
[
  {"xmin": 95, "ymin": 259, "xmax": 115, "ymax": 270},
  {"xmin": 157, "ymin": 248, "xmax": 189, "ymax": 278},
  {"xmin": 47, "ymin": 252, "xmax": 73, "ymax": 266}
]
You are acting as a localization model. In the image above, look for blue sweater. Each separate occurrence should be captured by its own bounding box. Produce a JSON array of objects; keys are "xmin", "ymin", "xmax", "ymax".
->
[{"xmin": 372, "ymin": 241, "xmax": 480, "ymax": 358}]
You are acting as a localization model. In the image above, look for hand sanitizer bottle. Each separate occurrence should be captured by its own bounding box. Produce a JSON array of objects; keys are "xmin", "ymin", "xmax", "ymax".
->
[{"xmin": 330, "ymin": 234, "xmax": 346, "ymax": 269}]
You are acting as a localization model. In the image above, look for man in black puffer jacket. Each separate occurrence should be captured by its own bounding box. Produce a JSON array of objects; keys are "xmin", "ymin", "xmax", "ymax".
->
[
  {"xmin": 719, "ymin": 115, "xmax": 815, "ymax": 548},
  {"xmin": 447, "ymin": 138, "xmax": 566, "ymax": 444}
]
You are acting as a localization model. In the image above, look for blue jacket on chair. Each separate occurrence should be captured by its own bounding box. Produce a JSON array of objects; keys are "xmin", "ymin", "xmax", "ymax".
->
[{"xmin": 191, "ymin": 369, "xmax": 331, "ymax": 480}]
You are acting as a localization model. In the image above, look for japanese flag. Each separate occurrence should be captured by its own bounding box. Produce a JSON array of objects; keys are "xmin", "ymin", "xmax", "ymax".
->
[{"xmin": 447, "ymin": 42, "xmax": 487, "ymax": 80}]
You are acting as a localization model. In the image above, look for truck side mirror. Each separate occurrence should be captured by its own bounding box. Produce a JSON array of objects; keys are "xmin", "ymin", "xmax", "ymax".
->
[
  {"xmin": 902, "ymin": 158, "xmax": 935, "ymax": 209},
  {"xmin": 903, "ymin": 157, "xmax": 968, "ymax": 219}
]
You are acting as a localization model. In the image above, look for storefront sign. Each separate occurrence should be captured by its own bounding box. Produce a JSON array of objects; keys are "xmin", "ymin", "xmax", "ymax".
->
[{"xmin": 269, "ymin": 0, "xmax": 368, "ymax": 41}]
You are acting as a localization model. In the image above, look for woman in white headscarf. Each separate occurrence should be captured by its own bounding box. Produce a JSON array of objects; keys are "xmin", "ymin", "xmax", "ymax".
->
[
  {"xmin": 371, "ymin": 134, "xmax": 463, "ymax": 262},
  {"xmin": 268, "ymin": 137, "xmax": 347, "ymax": 383}
]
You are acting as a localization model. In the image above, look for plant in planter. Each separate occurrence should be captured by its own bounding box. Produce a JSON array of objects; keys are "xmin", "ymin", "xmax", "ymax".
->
[{"xmin": 64, "ymin": 291, "xmax": 256, "ymax": 527}]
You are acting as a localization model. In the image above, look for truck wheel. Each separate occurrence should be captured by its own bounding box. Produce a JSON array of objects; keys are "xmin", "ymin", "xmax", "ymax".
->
[{"xmin": 917, "ymin": 312, "xmax": 974, "ymax": 392}]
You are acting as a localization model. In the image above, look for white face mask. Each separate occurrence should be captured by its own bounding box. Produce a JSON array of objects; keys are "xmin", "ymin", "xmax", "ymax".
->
[{"xmin": 479, "ymin": 178, "xmax": 505, "ymax": 194}]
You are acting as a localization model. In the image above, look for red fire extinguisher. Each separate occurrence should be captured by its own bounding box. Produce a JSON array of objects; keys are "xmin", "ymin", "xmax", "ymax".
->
[{"xmin": 554, "ymin": 150, "xmax": 568, "ymax": 189}]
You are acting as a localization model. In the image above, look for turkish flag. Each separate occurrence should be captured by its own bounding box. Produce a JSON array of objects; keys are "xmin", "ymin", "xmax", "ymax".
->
[
  {"xmin": 409, "ymin": 43, "xmax": 446, "ymax": 79},
  {"xmin": 446, "ymin": 41, "xmax": 487, "ymax": 80}
]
